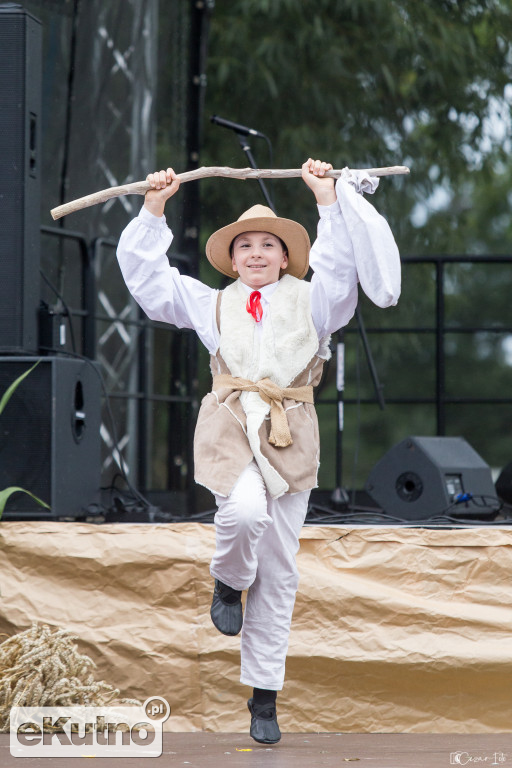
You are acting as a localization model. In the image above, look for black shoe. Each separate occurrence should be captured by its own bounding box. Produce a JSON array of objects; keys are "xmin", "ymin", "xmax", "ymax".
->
[
  {"xmin": 247, "ymin": 698, "xmax": 281, "ymax": 744},
  {"xmin": 210, "ymin": 579, "xmax": 243, "ymax": 636}
]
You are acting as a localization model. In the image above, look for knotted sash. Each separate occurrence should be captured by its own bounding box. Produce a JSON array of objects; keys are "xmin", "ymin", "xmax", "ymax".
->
[{"xmin": 212, "ymin": 374, "xmax": 314, "ymax": 448}]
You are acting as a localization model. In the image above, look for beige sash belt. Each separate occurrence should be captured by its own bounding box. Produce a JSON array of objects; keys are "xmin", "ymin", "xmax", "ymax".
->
[{"xmin": 212, "ymin": 374, "xmax": 314, "ymax": 448}]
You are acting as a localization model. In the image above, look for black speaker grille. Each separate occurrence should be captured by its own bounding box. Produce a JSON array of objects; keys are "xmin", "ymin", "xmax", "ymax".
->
[
  {"xmin": 0, "ymin": 361, "xmax": 51, "ymax": 506},
  {"xmin": 0, "ymin": 9, "xmax": 41, "ymax": 352},
  {"xmin": 0, "ymin": 19, "xmax": 25, "ymax": 345},
  {"xmin": 0, "ymin": 357, "xmax": 101, "ymax": 518}
]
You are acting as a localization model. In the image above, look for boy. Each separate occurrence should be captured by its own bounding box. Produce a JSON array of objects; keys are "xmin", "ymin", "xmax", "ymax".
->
[{"xmin": 117, "ymin": 158, "xmax": 400, "ymax": 743}]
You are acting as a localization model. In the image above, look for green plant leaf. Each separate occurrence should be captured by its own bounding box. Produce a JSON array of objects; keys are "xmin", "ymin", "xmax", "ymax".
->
[
  {"xmin": 0, "ymin": 361, "xmax": 40, "ymax": 417},
  {"xmin": 0, "ymin": 487, "xmax": 50, "ymax": 519}
]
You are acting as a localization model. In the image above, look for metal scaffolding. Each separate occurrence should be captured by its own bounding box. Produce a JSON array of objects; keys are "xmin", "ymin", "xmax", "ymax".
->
[{"xmin": 29, "ymin": 0, "xmax": 208, "ymax": 509}]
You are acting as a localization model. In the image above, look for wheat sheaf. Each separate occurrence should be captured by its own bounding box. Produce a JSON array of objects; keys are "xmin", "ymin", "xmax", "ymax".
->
[{"xmin": 0, "ymin": 623, "xmax": 140, "ymax": 732}]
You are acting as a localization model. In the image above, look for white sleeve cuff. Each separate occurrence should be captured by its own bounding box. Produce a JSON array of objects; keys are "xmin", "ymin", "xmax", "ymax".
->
[
  {"xmin": 137, "ymin": 205, "xmax": 168, "ymax": 228},
  {"xmin": 317, "ymin": 200, "xmax": 341, "ymax": 219},
  {"xmin": 334, "ymin": 177, "xmax": 400, "ymax": 308}
]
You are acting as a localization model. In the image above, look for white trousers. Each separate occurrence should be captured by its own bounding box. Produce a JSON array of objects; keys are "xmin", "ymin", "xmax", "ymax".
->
[{"xmin": 210, "ymin": 460, "xmax": 309, "ymax": 691}]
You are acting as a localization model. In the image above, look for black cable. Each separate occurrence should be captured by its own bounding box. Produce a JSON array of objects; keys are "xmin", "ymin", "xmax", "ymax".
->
[
  {"xmin": 470, "ymin": 494, "xmax": 503, "ymax": 507},
  {"xmin": 181, "ymin": 508, "xmax": 216, "ymax": 522},
  {"xmin": 59, "ymin": 0, "xmax": 80, "ymax": 210},
  {"xmin": 433, "ymin": 494, "xmax": 501, "ymax": 519},
  {"xmin": 421, "ymin": 516, "xmax": 512, "ymax": 527},
  {"xmin": 40, "ymin": 270, "xmax": 77, "ymax": 353},
  {"xmin": 54, "ymin": 0, "xmax": 81, "ymax": 315},
  {"xmin": 306, "ymin": 511, "xmax": 512, "ymax": 527},
  {"xmin": 262, "ymin": 134, "xmax": 274, "ymax": 207},
  {"xmin": 307, "ymin": 492, "xmax": 508, "ymax": 527},
  {"xmin": 307, "ymin": 502, "xmax": 409, "ymax": 525}
]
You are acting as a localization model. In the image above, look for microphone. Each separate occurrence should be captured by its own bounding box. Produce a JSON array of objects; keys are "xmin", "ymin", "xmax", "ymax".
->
[{"xmin": 210, "ymin": 114, "xmax": 266, "ymax": 138}]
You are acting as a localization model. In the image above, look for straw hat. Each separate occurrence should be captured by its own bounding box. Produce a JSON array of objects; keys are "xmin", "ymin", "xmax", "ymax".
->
[{"xmin": 205, "ymin": 204, "xmax": 311, "ymax": 279}]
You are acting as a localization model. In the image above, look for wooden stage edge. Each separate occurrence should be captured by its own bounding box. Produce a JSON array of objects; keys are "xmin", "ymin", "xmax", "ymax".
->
[{"xmin": 2, "ymin": 732, "xmax": 512, "ymax": 767}]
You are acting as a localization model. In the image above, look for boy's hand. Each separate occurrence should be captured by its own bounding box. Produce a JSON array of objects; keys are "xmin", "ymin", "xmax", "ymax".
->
[
  {"xmin": 144, "ymin": 168, "xmax": 181, "ymax": 217},
  {"xmin": 302, "ymin": 158, "xmax": 337, "ymax": 206}
]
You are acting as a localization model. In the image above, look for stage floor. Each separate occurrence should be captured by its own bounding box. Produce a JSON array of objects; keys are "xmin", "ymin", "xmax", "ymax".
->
[{"xmin": 1, "ymin": 732, "xmax": 512, "ymax": 767}]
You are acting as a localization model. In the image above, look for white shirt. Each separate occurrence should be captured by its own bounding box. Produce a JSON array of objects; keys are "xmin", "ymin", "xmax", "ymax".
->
[{"xmin": 116, "ymin": 181, "xmax": 400, "ymax": 355}]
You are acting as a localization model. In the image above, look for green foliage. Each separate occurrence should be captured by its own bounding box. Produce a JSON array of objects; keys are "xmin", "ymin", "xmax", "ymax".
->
[
  {"xmin": 0, "ymin": 487, "xmax": 50, "ymax": 519},
  {"xmin": 0, "ymin": 362, "xmax": 40, "ymax": 417},
  {"xmin": 201, "ymin": 0, "xmax": 512, "ymax": 254},
  {"xmin": 0, "ymin": 363, "xmax": 50, "ymax": 518}
]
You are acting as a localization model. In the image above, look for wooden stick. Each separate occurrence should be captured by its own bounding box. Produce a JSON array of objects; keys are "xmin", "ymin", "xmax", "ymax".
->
[{"xmin": 50, "ymin": 165, "xmax": 410, "ymax": 220}]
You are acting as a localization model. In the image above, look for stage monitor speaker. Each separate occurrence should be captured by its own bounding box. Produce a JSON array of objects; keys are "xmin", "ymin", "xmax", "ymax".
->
[
  {"xmin": 0, "ymin": 5, "xmax": 42, "ymax": 353},
  {"xmin": 365, "ymin": 436, "xmax": 498, "ymax": 521},
  {"xmin": 0, "ymin": 356, "xmax": 101, "ymax": 519},
  {"xmin": 496, "ymin": 462, "xmax": 512, "ymax": 505}
]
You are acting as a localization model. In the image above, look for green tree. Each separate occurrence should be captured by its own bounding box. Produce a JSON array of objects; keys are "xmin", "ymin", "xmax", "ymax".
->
[{"xmin": 201, "ymin": 0, "xmax": 512, "ymax": 253}]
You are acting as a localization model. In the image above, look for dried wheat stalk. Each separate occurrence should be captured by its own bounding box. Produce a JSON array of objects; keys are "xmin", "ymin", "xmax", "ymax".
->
[{"xmin": 0, "ymin": 624, "xmax": 140, "ymax": 732}]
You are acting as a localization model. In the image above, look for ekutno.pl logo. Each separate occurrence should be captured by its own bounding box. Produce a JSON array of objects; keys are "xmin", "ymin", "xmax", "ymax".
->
[{"xmin": 10, "ymin": 696, "xmax": 170, "ymax": 758}]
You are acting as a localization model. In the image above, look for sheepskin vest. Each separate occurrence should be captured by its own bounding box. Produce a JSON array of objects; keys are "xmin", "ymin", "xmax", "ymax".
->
[{"xmin": 194, "ymin": 274, "xmax": 331, "ymax": 498}]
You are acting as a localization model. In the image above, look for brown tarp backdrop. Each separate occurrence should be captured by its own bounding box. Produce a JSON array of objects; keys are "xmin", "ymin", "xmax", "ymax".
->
[{"xmin": 1, "ymin": 522, "xmax": 511, "ymax": 732}]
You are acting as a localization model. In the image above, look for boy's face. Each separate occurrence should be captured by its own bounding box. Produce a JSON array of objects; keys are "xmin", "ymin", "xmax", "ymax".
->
[{"xmin": 231, "ymin": 231, "xmax": 289, "ymax": 289}]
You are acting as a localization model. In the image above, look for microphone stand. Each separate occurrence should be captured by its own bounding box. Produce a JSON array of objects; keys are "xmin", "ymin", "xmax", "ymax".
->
[
  {"xmin": 235, "ymin": 133, "xmax": 276, "ymax": 212},
  {"xmin": 332, "ymin": 305, "xmax": 385, "ymax": 510}
]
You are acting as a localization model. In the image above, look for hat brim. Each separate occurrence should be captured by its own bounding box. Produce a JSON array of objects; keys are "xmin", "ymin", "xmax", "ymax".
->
[{"xmin": 205, "ymin": 215, "xmax": 311, "ymax": 280}]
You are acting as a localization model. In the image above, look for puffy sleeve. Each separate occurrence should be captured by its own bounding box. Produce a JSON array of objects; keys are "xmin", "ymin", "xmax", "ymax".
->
[
  {"xmin": 116, "ymin": 206, "xmax": 220, "ymax": 354},
  {"xmin": 334, "ymin": 174, "xmax": 401, "ymax": 309},
  {"xmin": 309, "ymin": 175, "xmax": 401, "ymax": 338},
  {"xmin": 309, "ymin": 202, "xmax": 359, "ymax": 339}
]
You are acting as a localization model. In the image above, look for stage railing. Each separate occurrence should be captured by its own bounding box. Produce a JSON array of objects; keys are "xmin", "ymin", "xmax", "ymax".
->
[{"xmin": 341, "ymin": 254, "xmax": 512, "ymax": 432}]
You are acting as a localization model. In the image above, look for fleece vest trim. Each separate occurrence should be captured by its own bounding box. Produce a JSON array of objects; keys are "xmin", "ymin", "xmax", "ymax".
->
[
  {"xmin": 193, "ymin": 276, "xmax": 331, "ymax": 499},
  {"xmin": 216, "ymin": 276, "xmax": 319, "ymax": 497}
]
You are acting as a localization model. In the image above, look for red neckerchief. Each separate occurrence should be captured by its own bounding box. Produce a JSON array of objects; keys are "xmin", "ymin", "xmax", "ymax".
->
[{"xmin": 246, "ymin": 290, "xmax": 263, "ymax": 323}]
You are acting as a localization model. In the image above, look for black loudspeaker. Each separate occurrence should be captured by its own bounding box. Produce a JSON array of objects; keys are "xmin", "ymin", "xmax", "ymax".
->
[
  {"xmin": 365, "ymin": 436, "xmax": 498, "ymax": 521},
  {"xmin": 0, "ymin": 5, "xmax": 42, "ymax": 353},
  {"xmin": 496, "ymin": 463, "xmax": 512, "ymax": 505},
  {"xmin": 0, "ymin": 357, "xmax": 101, "ymax": 519}
]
